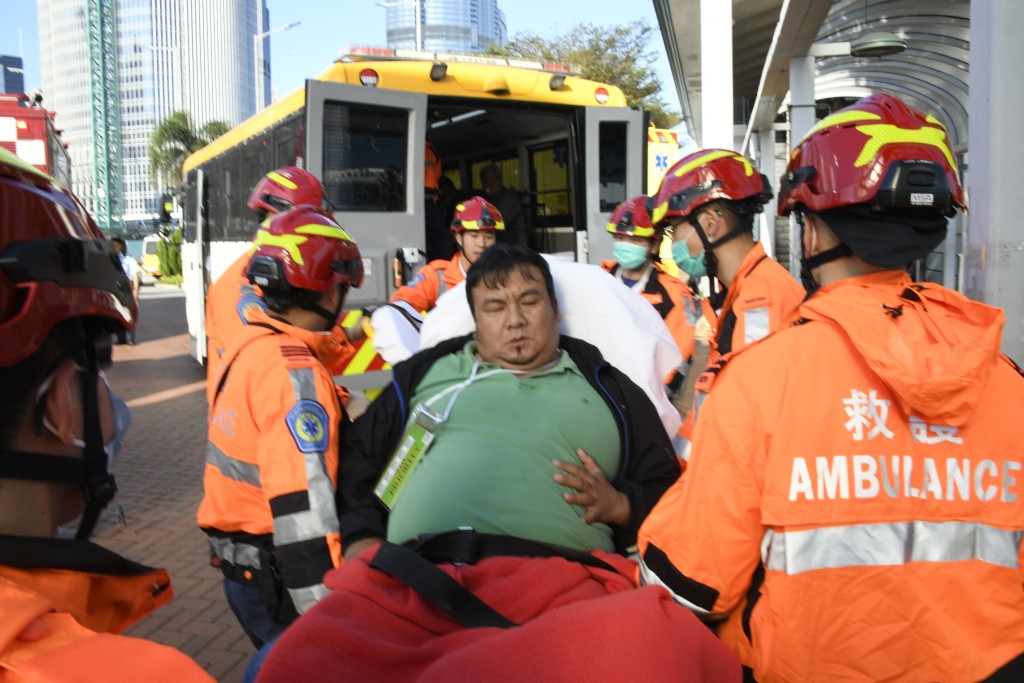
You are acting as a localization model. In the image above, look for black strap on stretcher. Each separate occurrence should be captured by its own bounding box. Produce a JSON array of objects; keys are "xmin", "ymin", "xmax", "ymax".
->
[
  {"xmin": 371, "ymin": 542, "xmax": 518, "ymax": 628},
  {"xmin": 368, "ymin": 530, "xmax": 619, "ymax": 629}
]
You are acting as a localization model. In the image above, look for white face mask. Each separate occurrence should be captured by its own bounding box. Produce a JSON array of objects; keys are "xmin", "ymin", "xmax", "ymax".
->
[{"xmin": 36, "ymin": 363, "xmax": 132, "ymax": 468}]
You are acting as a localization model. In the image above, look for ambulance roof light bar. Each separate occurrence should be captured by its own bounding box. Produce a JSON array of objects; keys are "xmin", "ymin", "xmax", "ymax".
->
[{"xmin": 341, "ymin": 46, "xmax": 580, "ymax": 76}]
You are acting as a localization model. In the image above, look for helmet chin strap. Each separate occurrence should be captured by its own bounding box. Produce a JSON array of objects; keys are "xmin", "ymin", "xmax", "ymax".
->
[
  {"xmin": 798, "ymin": 213, "xmax": 852, "ymax": 295},
  {"xmin": 304, "ymin": 285, "xmax": 347, "ymax": 331},
  {"xmin": 689, "ymin": 211, "xmax": 747, "ymax": 311},
  {"xmin": 76, "ymin": 340, "xmax": 117, "ymax": 540}
]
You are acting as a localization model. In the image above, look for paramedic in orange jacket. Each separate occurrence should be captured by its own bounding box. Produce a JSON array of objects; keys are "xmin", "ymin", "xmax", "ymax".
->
[
  {"xmin": 652, "ymin": 149, "xmax": 804, "ymax": 366},
  {"xmin": 205, "ymin": 166, "xmax": 330, "ymax": 385},
  {"xmin": 638, "ymin": 94, "xmax": 1024, "ymax": 682},
  {"xmin": 601, "ymin": 195, "xmax": 699, "ymax": 384},
  {"xmin": 0, "ymin": 149, "xmax": 212, "ymax": 680},
  {"xmin": 652, "ymin": 150, "xmax": 804, "ymax": 459},
  {"xmin": 389, "ymin": 196, "xmax": 503, "ymax": 314},
  {"xmin": 198, "ymin": 206, "xmax": 364, "ymax": 649}
]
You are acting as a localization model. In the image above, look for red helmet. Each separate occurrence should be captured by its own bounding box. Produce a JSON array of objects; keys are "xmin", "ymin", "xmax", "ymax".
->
[
  {"xmin": 248, "ymin": 206, "xmax": 363, "ymax": 293},
  {"xmin": 451, "ymin": 196, "xmax": 505, "ymax": 233},
  {"xmin": 651, "ymin": 149, "xmax": 772, "ymax": 225},
  {"xmin": 425, "ymin": 141, "xmax": 442, "ymax": 192},
  {"xmin": 247, "ymin": 166, "xmax": 323, "ymax": 216},
  {"xmin": 778, "ymin": 93, "xmax": 965, "ymax": 217},
  {"xmin": 607, "ymin": 195, "xmax": 658, "ymax": 238},
  {"xmin": 0, "ymin": 148, "xmax": 135, "ymax": 366}
]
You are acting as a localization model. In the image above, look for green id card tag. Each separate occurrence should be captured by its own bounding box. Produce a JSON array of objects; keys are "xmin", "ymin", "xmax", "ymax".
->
[{"xmin": 374, "ymin": 405, "xmax": 441, "ymax": 509}]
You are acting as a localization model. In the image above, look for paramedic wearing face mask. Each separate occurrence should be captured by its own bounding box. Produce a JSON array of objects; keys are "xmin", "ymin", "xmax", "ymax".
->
[{"xmin": 0, "ymin": 148, "xmax": 213, "ymax": 681}]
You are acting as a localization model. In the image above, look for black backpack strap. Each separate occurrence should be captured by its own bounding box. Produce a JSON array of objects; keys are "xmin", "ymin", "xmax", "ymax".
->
[{"xmin": 369, "ymin": 542, "xmax": 518, "ymax": 629}]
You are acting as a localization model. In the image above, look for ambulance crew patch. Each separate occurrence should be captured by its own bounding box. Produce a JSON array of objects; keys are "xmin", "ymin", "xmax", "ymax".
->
[
  {"xmin": 286, "ymin": 400, "xmax": 329, "ymax": 453},
  {"xmin": 236, "ymin": 293, "xmax": 267, "ymax": 324}
]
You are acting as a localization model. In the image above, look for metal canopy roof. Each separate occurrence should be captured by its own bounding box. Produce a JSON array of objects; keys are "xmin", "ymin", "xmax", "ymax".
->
[{"xmin": 654, "ymin": 0, "xmax": 970, "ymax": 150}]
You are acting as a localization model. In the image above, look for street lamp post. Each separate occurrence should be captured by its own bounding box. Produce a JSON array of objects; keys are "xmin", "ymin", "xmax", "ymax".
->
[
  {"xmin": 378, "ymin": 0, "xmax": 422, "ymax": 51},
  {"xmin": 253, "ymin": 21, "xmax": 301, "ymax": 112}
]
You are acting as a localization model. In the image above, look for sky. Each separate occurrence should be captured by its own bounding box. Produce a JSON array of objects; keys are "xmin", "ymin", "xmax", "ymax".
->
[{"xmin": 0, "ymin": 0, "xmax": 680, "ymax": 115}]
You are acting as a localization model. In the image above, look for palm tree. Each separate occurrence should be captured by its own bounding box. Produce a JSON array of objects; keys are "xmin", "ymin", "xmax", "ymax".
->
[{"xmin": 148, "ymin": 110, "xmax": 230, "ymax": 187}]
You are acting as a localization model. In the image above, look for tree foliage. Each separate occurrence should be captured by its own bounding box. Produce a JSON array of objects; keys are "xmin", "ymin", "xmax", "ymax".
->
[
  {"xmin": 156, "ymin": 225, "xmax": 184, "ymax": 278},
  {"xmin": 490, "ymin": 21, "xmax": 682, "ymax": 129},
  {"xmin": 148, "ymin": 110, "xmax": 230, "ymax": 188}
]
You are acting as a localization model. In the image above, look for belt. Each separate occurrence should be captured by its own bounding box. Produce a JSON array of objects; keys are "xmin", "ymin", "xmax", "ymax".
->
[
  {"xmin": 369, "ymin": 530, "xmax": 620, "ymax": 629},
  {"xmin": 406, "ymin": 529, "xmax": 618, "ymax": 574}
]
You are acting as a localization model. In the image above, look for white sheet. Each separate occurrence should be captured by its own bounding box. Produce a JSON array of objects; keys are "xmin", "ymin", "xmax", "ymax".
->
[{"xmin": 419, "ymin": 258, "xmax": 683, "ymax": 437}]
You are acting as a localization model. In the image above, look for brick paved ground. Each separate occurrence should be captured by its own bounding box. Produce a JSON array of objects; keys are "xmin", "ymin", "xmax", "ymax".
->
[{"xmin": 94, "ymin": 285, "xmax": 252, "ymax": 682}]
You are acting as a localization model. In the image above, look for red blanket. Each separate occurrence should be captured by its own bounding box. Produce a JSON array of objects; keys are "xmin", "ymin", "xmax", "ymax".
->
[{"xmin": 257, "ymin": 546, "xmax": 740, "ymax": 682}]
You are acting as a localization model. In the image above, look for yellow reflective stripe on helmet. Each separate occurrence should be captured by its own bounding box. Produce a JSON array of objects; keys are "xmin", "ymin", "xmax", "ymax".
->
[
  {"xmin": 797, "ymin": 110, "xmax": 882, "ymax": 147},
  {"xmin": 462, "ymin": 220, "xmax": 480, "ymax": 230},
  {"xmin": 651, "ymin": 202, "xmax": 669, "ymax": 224},
  {"xmin": 266, "ymin": 171, "xmax": 298, "ymax": 190},
  {"xmin": 853, "ymin": 123, "xmax": 957, "ymax": 171},
  {"xmin": 295, "ymin": 223, "xmax": 355, "ymax": 242},
  {"xmin": 493, "ymin": 219, "xmax": 505, "ymax": 230},
  {"xmin": 672, "ymin": 150, "xmax": 752, "ymax": 178},
  {"xmin": 455, "ymin": 202, "xmax": 466, "ymax": 212},
  {"xmin": 253, "ymin": 231, "xmax": 309, "ymax": 265}
]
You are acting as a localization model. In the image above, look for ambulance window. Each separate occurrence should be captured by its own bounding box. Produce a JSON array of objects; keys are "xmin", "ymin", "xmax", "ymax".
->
[
  {"xmin": 530, "ymin": 142, "xmax": 571, "ymax": 225},
  {"xmin": 322, "ymin": 103, "xmax": 408, "ymax": 212},
  {"xmin": 598, "ymin": 122, "xmax": 627, "ymax": 211}
]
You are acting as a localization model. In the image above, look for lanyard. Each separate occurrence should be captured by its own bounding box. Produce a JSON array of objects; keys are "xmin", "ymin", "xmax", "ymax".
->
[{"xmin": 420, "ymin": 352, "xmax": 563, "ymax": 424}]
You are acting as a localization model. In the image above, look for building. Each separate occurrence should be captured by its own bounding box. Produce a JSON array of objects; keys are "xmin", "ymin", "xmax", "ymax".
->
[
  {"xmin": 385, "ymin": 0, "xmax": 508, "ymax": 53},
  {"xmin": 36, "ymin": 0, "xmax": 268, "ymax": 233},
  {"xmin": 1, "ymin": 55, "xmax": 25, "ymax": 94}
]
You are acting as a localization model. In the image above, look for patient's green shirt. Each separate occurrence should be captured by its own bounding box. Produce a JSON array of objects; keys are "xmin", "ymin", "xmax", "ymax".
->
[{"xmin": 386, "ymin": 341, "xmax": 620, "ymax": 552}]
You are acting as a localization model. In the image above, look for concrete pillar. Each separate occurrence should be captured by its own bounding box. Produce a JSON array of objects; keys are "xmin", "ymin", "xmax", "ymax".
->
[
  {"xmin": 699, "ymin": 0, "xmax": 733, "ymax": 148},
  {"xmin": 785, "ymin": 55, "xmax": 818, "ymax": 275},
  {"xmin": 757, "ymin": 128, "xmax": 777, "ymax": 259},
  {"xmin": 967, "ymin": 1, "xmax": 1024, "ymax": 360}
]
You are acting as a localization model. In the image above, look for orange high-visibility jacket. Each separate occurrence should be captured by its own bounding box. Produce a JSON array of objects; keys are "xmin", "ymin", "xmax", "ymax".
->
[
  {"xmin": 1, "ymin": 541, "xmax": 213, "ymax": 682},
  {"xmin": 602, "ymin": 260, "xmax": 699, "ymax": 363},
  {"xmin": 702, "ymin": 241, "xmax": 804, "ymax": 365},
  {"xmin": 389, "ymin": 254, "xmax": 465, "ymax": 314},
  {"xmin": 198, "ymin": 309, "xmax": 347, "ymax": 616},
  {"xmin": 675, "ymin": 242, "xmax": 804, "ymax": 459},
  {"xmin": 205, "ymin": 249, "xmax": 262, "ymax": 390},
  {"xmin": 639, "ymin": 271, "xmax": 1024, "ymax": 682}
]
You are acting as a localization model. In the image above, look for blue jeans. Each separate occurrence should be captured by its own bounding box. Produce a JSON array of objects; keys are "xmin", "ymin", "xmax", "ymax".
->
[
  {"xmin": 244, "ymin": 636, "xmax": 280, "ymax": 683},
  {"xmin": 223, "ymin": 578, "xmax": 288, "ymax": 649}
]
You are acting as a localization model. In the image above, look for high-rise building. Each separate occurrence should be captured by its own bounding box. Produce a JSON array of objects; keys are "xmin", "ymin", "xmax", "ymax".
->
[
  {"xmin": 37, "ymin": 0, "xmax": 268, "ymax": 231},
  {"xmin": 0, "ymin": 56, "xmax": 26, "ymax": 94},
  {"xmin": 385, "ymin": 0, "xmax": 508, "ymax": 53}
]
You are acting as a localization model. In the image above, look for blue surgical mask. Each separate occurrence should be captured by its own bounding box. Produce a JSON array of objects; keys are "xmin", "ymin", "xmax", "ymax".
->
[
  {"xmin": 672, "ymin": 238, "xmax": 707, "ymax": 278},
  {"xmin": 37, "ymin": 364, "xmax": 131, "ymax": 468},
  {"xmin": 612, "ymin": 241, "xmax": 650, "ymax": 270}
]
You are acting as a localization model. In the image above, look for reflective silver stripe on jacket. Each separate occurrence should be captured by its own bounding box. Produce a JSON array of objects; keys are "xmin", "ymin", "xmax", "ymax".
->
[
  {"xmin": 278, "ymin": 366, "xmax": 340, "ymax": 550},
  {"xmin": 671, "ymin": 432, "xmax": 692, "ymax": 461},
  {"xmin": 206, "ymin": 441, "xmax": 262, "ymax": 487},
  {"xmin": 762, "ymin": 521, "xmax": 1023, "ymax": 575},
  {"xmin": 208, "ymin": 536, "xmax": 262, "ymax": 570},
  {"xmin": 288, "ymin": 582, "xmax": 330, "ymax": 615},
  {"xmin": 743, "ymin": 306, "xmax": 770, "ymax": 345},
  {"xmin": 436, "ymin": 266, "xmax": 447, "ymax": 299},
  {"xmin": 684, "ymin": 296, "xmax": 700, "ymax": 327},
  {"xmin": 638, "ymin": 558, "xmax": 713, "ymax": 616}
]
